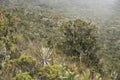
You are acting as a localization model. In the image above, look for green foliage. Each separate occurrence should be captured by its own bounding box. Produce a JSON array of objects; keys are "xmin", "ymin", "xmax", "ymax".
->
[
  {"xmin": 12, "ymin": 72, "xmax": 34, "ymax": 80},
  {"xmin": 57, "ymin": 19, "xmax": 97, "ymax": 56},
  {"xmin": 16, "ymin": 55, "xmax": 37, "ymax": 72},
  {"xmin": 59, "ymin": 64, "xmax": 79, "ymax": 80},
  {"xmin": 0, "ymin": 56, "xmax": 37, "ymax": 80},
  {"xmin": 46, "ymin": 18, "xmax": 100, "ymax": 71},
  {"xmin": 7, "ymin": 40, "xmax": 14, "ymax": 47},
  {"xmin": 38, "ymin": 64, "xmax": 62, "ymax": 80},
  {"xmin": 79, "ymin": 69, "xmax": 102, "ymax": 80}
]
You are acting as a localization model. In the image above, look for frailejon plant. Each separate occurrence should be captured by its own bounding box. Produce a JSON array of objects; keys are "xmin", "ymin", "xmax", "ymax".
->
[
  {"xmin": 39, "ymin": 46, "xmax": 53, "ymax": 66},
  {"xmin": 34, "ymin": 45, "xmax": 54, "ymax": 66}
]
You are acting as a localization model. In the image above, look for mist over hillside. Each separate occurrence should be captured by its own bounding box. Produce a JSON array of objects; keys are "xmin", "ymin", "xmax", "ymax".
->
[{"xmin": 1, "ymin": 0, "xmax": 119, "ymax": 20}]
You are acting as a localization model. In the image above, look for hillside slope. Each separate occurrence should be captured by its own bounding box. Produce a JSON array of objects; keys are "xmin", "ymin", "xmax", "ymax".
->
[{"xmin": 0, "ymin": 6, "xmax": 120, "ymax": 80}]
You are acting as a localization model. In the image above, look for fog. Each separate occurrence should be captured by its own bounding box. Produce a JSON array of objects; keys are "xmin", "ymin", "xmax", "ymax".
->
[{"xmin": 1, "ymin": 0, "xmax": 119, "ymax": 25}]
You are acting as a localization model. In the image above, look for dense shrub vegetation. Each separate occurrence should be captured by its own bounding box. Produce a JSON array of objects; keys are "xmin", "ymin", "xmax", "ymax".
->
[{"xmin": 0, "ymin": 7, "xmax": 119, "ymax": 80}]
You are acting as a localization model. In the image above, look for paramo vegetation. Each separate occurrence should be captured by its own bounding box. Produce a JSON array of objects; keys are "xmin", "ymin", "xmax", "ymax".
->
[{"xmin": 0, "ymin": 7, "xmax": 119, "ymax": 80}]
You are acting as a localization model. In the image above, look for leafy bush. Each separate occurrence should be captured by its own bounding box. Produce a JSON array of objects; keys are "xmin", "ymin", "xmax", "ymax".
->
[
  {"xmin": 0, "ymin": 55, "xmax": 37, "ymax": 80},
  {"xmin": 58, "ymin": 19, "xmax": 97, "ymax": 55},
  {"xmin": 79, "ymin": 69, "xmax": 102, "ymax": 80},
  {"xmin": 46, "ymin": 19, "xmax": 100, "ymax": 69},
  {"xmin": 38, "ymin": 64, "xmax": 62, "ymax": 80},
  {"xmin": 16, "ymin": 55, "xmax": 37, "ymax": 72},
  {"xmin": 12, "ymin": 72, "xmax": 34, "ymax": 80}
]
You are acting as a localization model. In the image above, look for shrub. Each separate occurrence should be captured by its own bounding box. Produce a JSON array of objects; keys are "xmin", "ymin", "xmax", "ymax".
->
[
  {"xmin": 45, "ymin": 18, "xmax": 100, "ymax": 72},
  {"xmin": 58, "ymin": 19, "xmax": 97, "ymax": 56},
  {"xmin": 16, "ymin": 55, "xmax": 37, "ymax": 72},
  {"xmin": 38, "ymin": 64, "xmax": 62, "ymax": 80},
  {"xmin": 0, "ymin": 55, "xmax": 37, "ymax": 80},
  {"xmin": 12, "ymin": 72, "xmax": 34, "ymax": 80}
]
